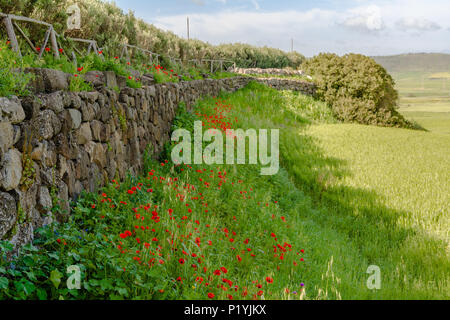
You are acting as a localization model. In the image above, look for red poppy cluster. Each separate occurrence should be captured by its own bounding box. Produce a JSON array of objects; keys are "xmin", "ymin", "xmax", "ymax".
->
[{"xmin": 89, "ymin": 97, "xmax": 306, "ymax": 300}]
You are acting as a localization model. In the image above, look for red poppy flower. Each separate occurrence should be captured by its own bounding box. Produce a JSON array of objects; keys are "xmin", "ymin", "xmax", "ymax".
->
[
  {"xmin": 266, "ymin": 277, "xmax": 273, "ymax": 284},
  {"xmin": 207, "ymin": 293, "xmax": 215, "ymax": 299},
  {"xmin": 179, "ymin": 258, "xmax": 185, "ymax": 264}
]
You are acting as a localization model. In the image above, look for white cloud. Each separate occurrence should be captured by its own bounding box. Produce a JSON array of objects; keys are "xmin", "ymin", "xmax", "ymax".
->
[
  {"xmin": 340, "ymin": 5, "xmax": 385, "ymax": 32},
  {"xmin": 396, "ymin": 17, "xmax": 441, "ymax": 31},
  {"xmin": 152, "ymin": 1, "xmax": 450, "ymax": 56}
]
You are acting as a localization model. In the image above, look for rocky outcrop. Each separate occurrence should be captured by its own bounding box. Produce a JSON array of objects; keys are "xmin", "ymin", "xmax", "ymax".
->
[{"xmin": 0, "ymin": 69, "xmax": 316, "ymax": 254}]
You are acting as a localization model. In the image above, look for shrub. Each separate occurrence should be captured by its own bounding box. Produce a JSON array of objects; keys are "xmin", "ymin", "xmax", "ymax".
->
[{"xmin": 302, "ymin": 53, "xmax": 412, "ymax": 128}]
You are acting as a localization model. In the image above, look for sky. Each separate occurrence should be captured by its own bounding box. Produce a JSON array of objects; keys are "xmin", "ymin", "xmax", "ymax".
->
[{"xmin": 114, "ymin": 0, "xmax": 450, "ymax": 57}]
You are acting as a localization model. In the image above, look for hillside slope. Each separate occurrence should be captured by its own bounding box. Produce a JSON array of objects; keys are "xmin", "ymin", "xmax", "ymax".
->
[{"xmin": 372, "ymin": 53, "xmax": 450, "ymax": 73}]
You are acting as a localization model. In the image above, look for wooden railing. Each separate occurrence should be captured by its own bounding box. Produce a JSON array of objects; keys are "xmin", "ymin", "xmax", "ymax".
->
[{"xmin": 0, "ymin": 12, "xmax": 236, "ymax": 72}]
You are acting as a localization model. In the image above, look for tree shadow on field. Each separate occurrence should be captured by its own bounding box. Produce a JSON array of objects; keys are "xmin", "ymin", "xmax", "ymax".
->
[{"xmin": 280, "ymin": 126, "xmax": 449, "ymax": 297}]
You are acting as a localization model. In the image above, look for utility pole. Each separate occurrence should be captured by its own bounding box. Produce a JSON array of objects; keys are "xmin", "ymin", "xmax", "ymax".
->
[
  {"xmin": 187, "ymin": 17, "xmax": 190, "ymax": 40},
  {"xmin": 291, "ymin": 38, "xmax": 294, "ymax": 53}
]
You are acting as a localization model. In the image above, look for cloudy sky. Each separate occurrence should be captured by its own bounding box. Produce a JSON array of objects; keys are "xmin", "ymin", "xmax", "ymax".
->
[{"xmin": 114, "ymin": 0, "xmax": 450, "ymax": 56}]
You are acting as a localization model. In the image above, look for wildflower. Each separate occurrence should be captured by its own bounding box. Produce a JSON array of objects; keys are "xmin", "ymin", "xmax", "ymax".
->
[
  {"xmin": 179, "ymin": 258, "xmax": 185, "ymax": 264},
  {"xmin": 207, "ymin": 293, "xmax": 215, "ymax": 299},
  {"xmin": 45, "ymin": 47, "xmax": 50, "ymax": 52},
  {"xmin": 58, "ymin": 48, "xmax": 63, "ymax": 53},
  {"xmin": 266, "ymin": 277, "xmax": 273, "ymax": 284}
]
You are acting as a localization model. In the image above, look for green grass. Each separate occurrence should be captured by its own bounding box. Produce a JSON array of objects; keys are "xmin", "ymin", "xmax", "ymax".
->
[
  {"xmin": 210, "ymin": 82, "xmax": 450, "ymax": 299},
  {"xmin": 391, "ymin": 71, "xmax": 450, "ymax": 113}
]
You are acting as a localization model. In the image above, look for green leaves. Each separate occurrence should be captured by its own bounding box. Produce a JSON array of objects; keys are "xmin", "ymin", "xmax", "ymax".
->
[
  {"xmin": 49, "ymin": 269, "xmax": 63, "ymax": 289},
  {"xmin": 0, "ymin": 277, "xmax": 9, "ymax": 290}
]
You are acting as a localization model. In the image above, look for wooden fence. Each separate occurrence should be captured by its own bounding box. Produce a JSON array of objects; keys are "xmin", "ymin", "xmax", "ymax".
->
[{"xmin": 0, "ymin": 12, "xmax": 236, "ymax": 72}]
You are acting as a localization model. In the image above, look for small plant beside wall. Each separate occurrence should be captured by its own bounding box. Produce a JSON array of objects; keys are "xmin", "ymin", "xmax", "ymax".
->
[{"xmin": 19, "ymin": 129, "xmax": 36, "ymax": 192}]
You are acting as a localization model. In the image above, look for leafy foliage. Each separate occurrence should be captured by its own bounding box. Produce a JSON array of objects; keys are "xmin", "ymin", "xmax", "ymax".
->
[
  {"xmin": 0, "ymin": 0, "xmax": 304, "ymax": 69},
  {"xmin": 0, "ymin": 43, "xmax": 34, "ymax": 97},
  {"xmin": 302, "ymin": 53, "xmax": 413, "ymax": 128}
]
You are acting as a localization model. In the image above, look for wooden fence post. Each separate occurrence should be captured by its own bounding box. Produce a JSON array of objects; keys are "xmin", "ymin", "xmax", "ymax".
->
[
  {"xmin": 50, "ymin": 27, "xmax": 60, "ymax": 59},
  {"xmin": 3, "ymin": 16, "xmax": 21, "ymax": 56},
  {"xmin": 38, "ymin": 27, "xmax": 51, "ymax": 59}
]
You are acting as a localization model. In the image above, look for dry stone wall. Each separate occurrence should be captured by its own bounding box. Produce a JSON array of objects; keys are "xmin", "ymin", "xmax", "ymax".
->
[
  {"xmin": 231, "ymin": 67, "xmax": 305, "ymax": 77},
  {"xmin": 0, "ymin": 68, "xmax": 316, "ymax": 252}
]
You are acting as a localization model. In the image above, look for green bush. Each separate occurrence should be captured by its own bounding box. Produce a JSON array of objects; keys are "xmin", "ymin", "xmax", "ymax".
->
[{"xmin": 302, "ymin": 53, "xmax": 412, "ymax": 128}]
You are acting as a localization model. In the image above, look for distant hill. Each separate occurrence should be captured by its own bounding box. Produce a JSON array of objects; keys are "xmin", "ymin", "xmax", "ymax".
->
[{"xmin": 372, "ymin": 53, "xmax": 450, "ymax": 73}]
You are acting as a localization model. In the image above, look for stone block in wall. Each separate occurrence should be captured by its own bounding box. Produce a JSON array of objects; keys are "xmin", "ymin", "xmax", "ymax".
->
[
  {"xmin": 81, "ymin": 103, "xmax": 96, "ymax": 122},
  {"xmin": 36, "ymin": 186, "xmax": 52, "ymax": 215},
  {"xmin": 0, "ymin": 148, "xmax": 22, "ymax": 191},
  {"xmin": 24, "ymin": 68, "xmax": 70, "ymax": 93},
  {"xmin": 0, "ymin": 122, "xmax": 14, "ymax": 157},
  {"xmin": 31, "ymin": 109, "xmax": 62, "ymax": 140},
  {"xmin": 0, "ymin": 192, "xmax": 17, "ymax": 239},
  {"xmin": 74, "ymin": 149, "xmax": 90, "ymax": 180},
  {"xmin": 104, "ymin": 71, "xmax": 118, "ymax": 89},
  {"xmin": 31, "ymin": 140, "xmax": 57, "ymax": 168},
  {"xmin": 59, "ymin": 109, "xmax": 82, "ymax": 132},
  {"xmin": 55, "ymin": 133, "xmax": 78, "ymax": 160},
  {"xmin": 77, "ymin": 122, "xmax": 93, "ymax": 145},
  {"xmin": 0, "ymin": 96, "xmax": 25, "ymax": 124},
  {"xmin": 39, "ymin": 91, "xmax": 65, "ymax": 114},
  {"xmin": 84, "ymin": 141, "xmax": 106, "ymax": 169},
  {"xmin": 83, "ymin": 71, "xmax": 104, "ymax": 88},
  {"xmin": 117, "ymin": 75, "xmax": 127, "ymax": 90}
]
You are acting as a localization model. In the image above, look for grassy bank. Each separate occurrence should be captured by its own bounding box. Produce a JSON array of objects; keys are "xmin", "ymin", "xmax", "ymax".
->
[{"xmin": 1, "ymin": 82, "xmax": 448, "ymax": 300}]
